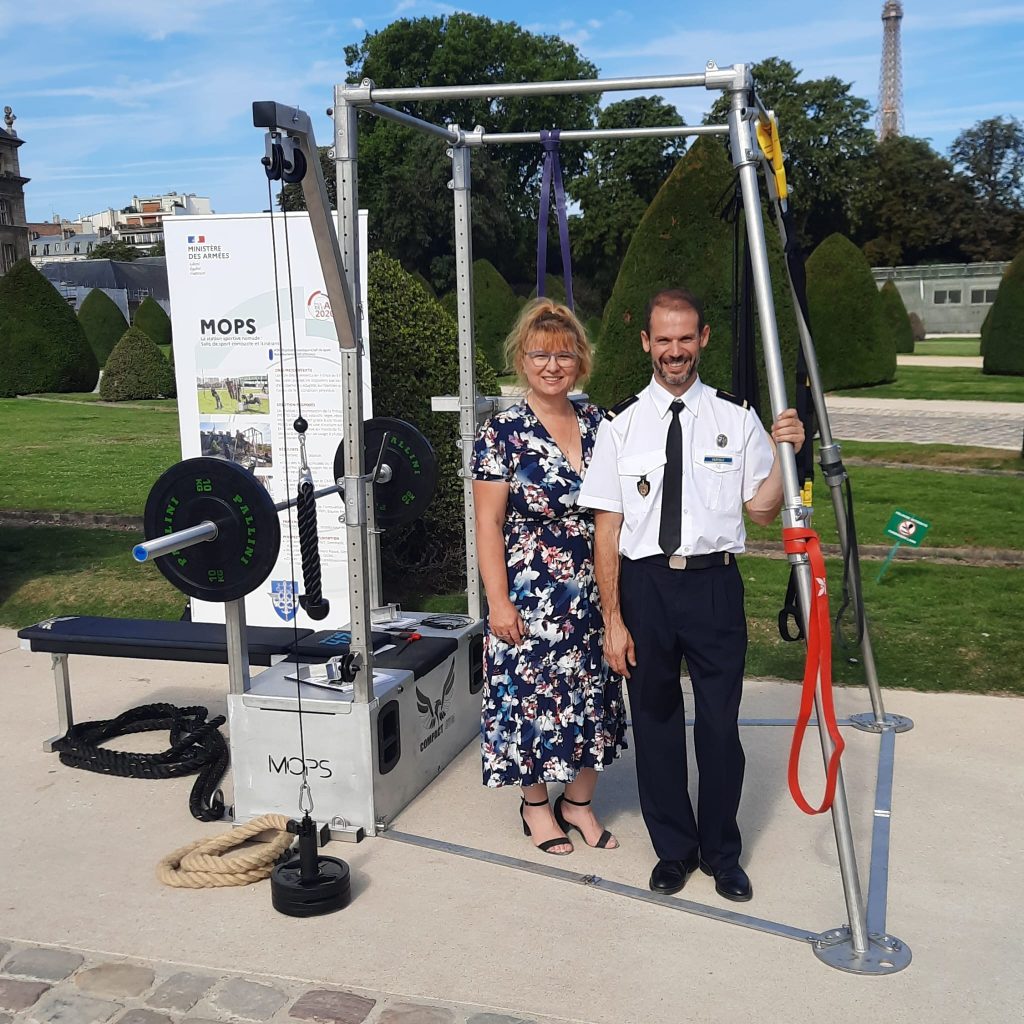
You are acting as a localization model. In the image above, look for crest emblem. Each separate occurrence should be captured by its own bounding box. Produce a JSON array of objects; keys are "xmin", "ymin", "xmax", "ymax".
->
[
  {"xmin": 716, "ymin": 434, "xmax": 728, "ymax": 448},
  {"xmin": 637, "ymin": 475, "xmax": 650, "ymax": 497},
  {"xmin": 416, "ymin": 662, "xmax": 457, "ymax": 730},
  {"xmin": 270, "ymin": 580, "xmax": 299, "ymax": 621}
]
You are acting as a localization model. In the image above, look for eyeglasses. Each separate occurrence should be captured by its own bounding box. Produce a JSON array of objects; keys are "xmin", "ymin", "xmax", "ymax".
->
[{"xmin": 525, "ymin": 350, "xmax": 580, "ymax": 368}]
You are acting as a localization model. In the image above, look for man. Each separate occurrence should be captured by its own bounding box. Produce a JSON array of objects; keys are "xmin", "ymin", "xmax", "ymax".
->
[{"xmin": 578, "ymin": 287, "xmax": 804, "ymax": 901}]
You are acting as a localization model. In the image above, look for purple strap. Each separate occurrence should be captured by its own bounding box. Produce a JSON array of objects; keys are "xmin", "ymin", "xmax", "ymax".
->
[{"xmin": 536, "ymin": 130, "xmax": 574, "ymax": 311}]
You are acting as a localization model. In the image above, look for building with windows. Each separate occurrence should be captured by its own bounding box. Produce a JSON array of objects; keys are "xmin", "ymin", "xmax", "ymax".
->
[
  {"xmin": 38, "ymin": 257, "xmax": 169, "ymax": 320},
  {"xmin": 0, "ymin": 105, "xmax": 30, "ymax": 277},
  {"xmin": 872, "ymin": 262, "xmax": 1008, "ymax": 334},
  {"xmin": 29, "ymin": 229, "xmax": 105, "ymax": 264}
]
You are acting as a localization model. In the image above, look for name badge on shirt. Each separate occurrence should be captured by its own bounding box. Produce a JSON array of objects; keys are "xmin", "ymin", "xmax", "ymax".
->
[{"xmin": 703, "ymin": 454, "xmax": 734, "ymax": 465}]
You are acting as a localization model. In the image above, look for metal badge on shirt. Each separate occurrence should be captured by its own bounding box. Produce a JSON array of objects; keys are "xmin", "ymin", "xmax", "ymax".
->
[
  {"xmin": 716, "ymin": 434, "xmax": 728, "ymax": 448},
  {"xmin": 637, "ymin": 475, "xmax": 650, "ymax": 497}
]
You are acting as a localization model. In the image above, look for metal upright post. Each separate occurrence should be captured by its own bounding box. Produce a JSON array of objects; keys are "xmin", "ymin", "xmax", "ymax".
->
[
  {"xmin": 769, "ymin": 210, "xmax": 912, "ymax": 736},
  {"xmin": 225, "ymin": 598, "xmax": 251, "ymax": 696},
  {"xmin": 450, "ymin": 131, "xmax": 483, "ymax": 620},
  {"xmin": 333, "ymin": 87, "xmax": 375, "ymax": 701},
  {"xmin": 726, "ymin": 78, "xmax": 908, "ymax": 973}
]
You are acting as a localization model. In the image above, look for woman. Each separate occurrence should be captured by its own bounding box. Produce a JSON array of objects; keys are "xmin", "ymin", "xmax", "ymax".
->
[{"xmin": 471, "ymin": 298, "xmax": 626, "ymax": 855}]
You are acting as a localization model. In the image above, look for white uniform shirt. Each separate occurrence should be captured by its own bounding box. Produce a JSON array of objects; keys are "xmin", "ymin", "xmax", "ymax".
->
[{"xmin": 577, "ymin": 376, "xmax": 776, "ymax": 558}]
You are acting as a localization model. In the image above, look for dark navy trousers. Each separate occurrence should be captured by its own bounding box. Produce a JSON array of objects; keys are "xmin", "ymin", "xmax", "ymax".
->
[{"xmin": 620, "ymin": 557, "xmax": 747, "ymax": 869}]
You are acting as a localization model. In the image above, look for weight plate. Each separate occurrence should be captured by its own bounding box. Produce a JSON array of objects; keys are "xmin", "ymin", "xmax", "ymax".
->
[
  {"xmin": 333, "ymin": 417, "xmax": 438, "ymax": 528},
  {"xmin": 143, "ymin": 457, "xmax": 281, "ymax": 602}
]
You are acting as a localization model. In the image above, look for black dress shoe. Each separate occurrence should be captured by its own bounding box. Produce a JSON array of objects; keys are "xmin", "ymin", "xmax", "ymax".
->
[
  {"xmin": 699, "ymin": 859, "xmax": 752, "ymax": 902},
  {"xmin": 648, "ymin": 858, "xmax": 700, "ymax": 895}
]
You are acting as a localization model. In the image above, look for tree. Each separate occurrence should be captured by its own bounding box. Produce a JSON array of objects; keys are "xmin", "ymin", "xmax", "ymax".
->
[
  {"xmin": 99, "ymin": 326, "xmax": 175, "ymax": 400},
  {"xmin": 706, "ymin": 58, "xmax": 875, "ymax": 250},
  {"xmin": 983, "ymin": 250, "xmax": 1024, "ymax": 376},
  {"xmin": 0, "ymin": 259, "xmax": 99, "ymax": 397},
  {"xmin": 77, "ymin": 288, "xmax": 129, "ymax": 365},
  {"xmin": 851, "ymin": 136, "xmax": 977, "ymax": 266},
  {"xmin": 588, "ymin": 137, "xmax": 797, "ymax": 418},
  {"xmin": 951, "ymin": 116, "xmax": 1024, "ymax": 211},
  {"xmin": 878, "ymin": 280, "xmax": 914, "ymax": 354},
  {"xmin": 805, "ymin": 234, "xmax": 894, "ymax": 391},
  {"xmin": 87, "ymin": 241, "xmax": 145, "ymax": 261},
  {"xmin": 569, "ymin": 96, "xmax": 686, "ymax": 302},
  {"xmin": 949, "ymin": 116, "xmax": 1024, "ymax": 261},
  {"xmin": 146, "ymin": 241, "xmax": 166, "ymax": 257},
  {"xmin": 335, "ymin": 15, "xmax": 599, "ymax": 290},
  {"xmin": 133, "ymin": 296, "xmax": 172, "ymax": 347}
]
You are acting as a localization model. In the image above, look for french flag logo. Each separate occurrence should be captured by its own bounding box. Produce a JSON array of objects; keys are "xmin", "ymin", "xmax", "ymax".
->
[{"xmin": 188, "ymin": 235, "xmax": 205, "ymax": 243}]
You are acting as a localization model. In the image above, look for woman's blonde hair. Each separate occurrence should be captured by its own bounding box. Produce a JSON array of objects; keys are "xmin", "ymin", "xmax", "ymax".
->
[{"xmin": 502, "ymin": 297, "xmax": 593, "ymax": 387}]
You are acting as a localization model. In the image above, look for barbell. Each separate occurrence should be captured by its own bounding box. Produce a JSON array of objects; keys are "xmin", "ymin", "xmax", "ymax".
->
[{"xmin": 134, "ymin": 417, "xmax": 437, "ymax": 603}]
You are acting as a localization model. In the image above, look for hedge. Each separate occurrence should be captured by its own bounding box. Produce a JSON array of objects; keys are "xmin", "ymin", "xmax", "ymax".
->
[
  {"xmin": 983, "ymin": 250, "xmax": 1024, "ymax": 375},
  {"xmin": 909, "ymin": 311, "xmax": 926, "ymax": 343},
  {"xmin": 806, "ymin": 233, "xmax": 895, "ymax": 391},
  {"xmin": 78, "ymin": 288, "xmax": 129, "ymax": 365},
  {"xmin": 588, "ymin": 136, "xmax": 797, "ymax": 422},
  {"xmin": 0, "ymin": 259, "xmax": 99, "ymax": 397},
  {"xmin": 99, "ymin": 326, "xmax": 175, "ymax": 401},
  {"xmin": 367, "ymin": 252, "xmax": 498, "ymax": 593},
  {"xmin": 133, "ymin": 296, "xmax": 172, "ymax": 347},
  {"xmin": 879, "ymin": 280, "xmax": 914, "ymax": 354}
]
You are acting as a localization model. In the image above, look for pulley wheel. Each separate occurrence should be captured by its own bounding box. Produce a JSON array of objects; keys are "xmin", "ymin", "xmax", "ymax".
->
[
  {"xmin": 143, "ymin": 457, "xmax": 281, "ymax": 602},
  {"xmin": 270, "ymin": 855, "xmax": 351, "ymax": 916},
  {"xmin": 334, "ymin": 417, "xmax": 437, "ymax": 528}
]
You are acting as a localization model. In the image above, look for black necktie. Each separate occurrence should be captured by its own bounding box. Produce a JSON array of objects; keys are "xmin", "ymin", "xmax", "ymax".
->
[{"xmin": 659, "ymin": 400, "xmax": 685, "ymax": 556}]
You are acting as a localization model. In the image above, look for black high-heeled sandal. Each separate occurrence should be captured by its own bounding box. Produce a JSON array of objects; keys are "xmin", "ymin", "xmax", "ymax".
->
[
  {"xmin": 520, "ymin": 797, "xmax": 573, "ymax": 855},
  {"xmin": 554, "ymin": 793, "xmax": 617, "ymax": 849}
]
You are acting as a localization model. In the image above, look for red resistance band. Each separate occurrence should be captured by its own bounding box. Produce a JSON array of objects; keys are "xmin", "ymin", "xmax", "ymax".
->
[{"xmin": 782, "ymin": 526, "xmax": 845, "ymax": 815}]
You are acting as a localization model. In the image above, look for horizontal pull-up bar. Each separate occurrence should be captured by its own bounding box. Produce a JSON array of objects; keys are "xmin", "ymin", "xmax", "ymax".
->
[
  {"xmin": 475, "ymin": 124, "xmax": 730, "ymax": 145},
  {"xmin": 360, "ymin": 71, "xmax": 714, "ymax": 104}
]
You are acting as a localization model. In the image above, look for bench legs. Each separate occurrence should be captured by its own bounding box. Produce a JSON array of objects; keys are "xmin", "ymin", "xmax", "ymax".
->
[{"xmin": 43, "ymin": 654, "xmax": 73, "ymax": 752}]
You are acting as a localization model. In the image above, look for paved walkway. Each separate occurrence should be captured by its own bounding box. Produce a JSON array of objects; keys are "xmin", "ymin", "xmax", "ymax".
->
[
  {"xmin": 895, "ymin": 355, "xmax": 981, "ymax": 367},
  {"xmin": 823, "ymin": 396, "xmax": 1021, "ymax": 449}
]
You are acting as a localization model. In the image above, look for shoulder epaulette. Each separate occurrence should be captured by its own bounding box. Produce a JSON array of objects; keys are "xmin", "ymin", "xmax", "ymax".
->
[
  {"xmin": 604, "ymin": 394, "xmax": 639, "ymax": 420},
  {"xmin": 715, "ymin": 389, "xmax": 749, "ymax": 409}
]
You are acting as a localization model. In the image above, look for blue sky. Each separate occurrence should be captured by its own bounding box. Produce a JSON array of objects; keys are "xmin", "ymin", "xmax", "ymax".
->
[{"xmin": 5, "ymin": 0, "xmax": 1024, "ymax": 224}]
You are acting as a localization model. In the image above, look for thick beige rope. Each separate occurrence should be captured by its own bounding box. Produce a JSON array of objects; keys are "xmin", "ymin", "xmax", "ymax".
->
[{"xmin": 157, "ymin": 814, "xmax": 295, "ymax": 888}]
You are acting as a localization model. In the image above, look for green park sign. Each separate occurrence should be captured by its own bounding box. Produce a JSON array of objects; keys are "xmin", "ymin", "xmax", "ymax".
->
[{"xmin": 883, "ymin": 510, "xmax": 932, "ymax": 548}]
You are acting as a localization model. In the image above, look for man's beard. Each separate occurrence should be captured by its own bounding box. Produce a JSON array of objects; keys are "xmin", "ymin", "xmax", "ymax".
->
[{"xmin": 653, "ymin": 351, "xmax": 699, "ymax": 387}]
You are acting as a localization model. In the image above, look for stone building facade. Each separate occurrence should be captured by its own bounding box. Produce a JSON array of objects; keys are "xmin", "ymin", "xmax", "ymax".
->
[{"xmin": 0, "ymin": 106, "xmax": 30, "ymax": 276}]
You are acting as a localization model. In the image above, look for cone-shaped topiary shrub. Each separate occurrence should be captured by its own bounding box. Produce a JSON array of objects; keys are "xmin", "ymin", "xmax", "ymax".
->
[
  {"xmin": 78, "ymin": 288, "xmax": 129, "ymax": 365},
  {"xmin": 367, "ymin": 252, "xmax": 498, "ymax": 594},
  {"xmin": 588, "ymin": 136, "xmax": 797, "ymax": 422},
  {"xmin": 983, "ymin": 251, "xmax": 1024, "ymax": 375},
  {"xmin": 0, "ymin": 258, "xmax": 99, "ymax": 397},
  {"xmin": 99, "ymin": 326, "xmax": 175, "ymax": 400},
  {"xmin": 879, "ymin": 280, "xmax": 914, "ymax": 354},
  {"xmin": 472, "ymin": 259, "xmax": 523, "ymax": 373},
  {"xmin": 908, "ymin": 311, "xmax": 926, "ymax": 342},
  {"xmin": 806, "ymin": 233, "xmax": 894, "ymax": 391},
  {"xmin": 133, "ymin": 295, "xmax": 172, "ymax": 347}
]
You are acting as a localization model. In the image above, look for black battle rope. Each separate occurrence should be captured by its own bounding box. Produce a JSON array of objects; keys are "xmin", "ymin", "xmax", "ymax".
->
[
  {"xmin": 296, "ymin": 475, "xmax": 329, "ymax": 620},
  {"xmin": 53, "ymin": 704, "xmax": 228, "ymax": 822}
]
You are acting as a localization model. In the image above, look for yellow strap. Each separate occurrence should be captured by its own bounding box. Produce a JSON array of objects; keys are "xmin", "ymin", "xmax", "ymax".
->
[{"xmin": 755, "ymin": 114, "xmax": 789, "ymax": 202}]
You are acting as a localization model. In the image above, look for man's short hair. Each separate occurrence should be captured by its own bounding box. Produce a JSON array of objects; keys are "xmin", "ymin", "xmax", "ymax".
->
[{"xmin": 645, "ymin": 287, "xmax": 706, "ymax": 336}]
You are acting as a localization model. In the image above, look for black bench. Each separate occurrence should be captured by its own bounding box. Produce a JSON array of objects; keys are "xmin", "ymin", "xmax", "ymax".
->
[{"xmin": 18, "ymin": 615, "xmax": 312, "ymax": 751}]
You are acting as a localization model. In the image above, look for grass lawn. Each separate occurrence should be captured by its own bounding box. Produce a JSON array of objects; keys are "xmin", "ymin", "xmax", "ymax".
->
[
  {"xmin": 196, "ymin": 388, "xmax": 270, "ymax": 416},
  {"xmin": 0, "ymin": 397, "xmax": 180, "ymax": 515},
  {"xmin": 831, "ymin": 366, "xmax": 1024, "ymax": 402},
  {"xmin": 914, "ymin": 338, "xmax": 981, "ymax": 356},
  {"xmin": 744, "ymin": 458, "xmax": 1022, "ymax": 551},
  {"xmin": 7, "ymin": 530, "xmax": 1015, "ymax": 695},
  {"xmin": 833, "ymin": 440, "xmax": 1022, "ymax": 473}
]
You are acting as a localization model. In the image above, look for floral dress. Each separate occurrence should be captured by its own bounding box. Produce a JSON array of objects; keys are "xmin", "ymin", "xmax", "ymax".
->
[{"xmin": 471, "ymin": 399, "xmax": 627, "ymax": 787}]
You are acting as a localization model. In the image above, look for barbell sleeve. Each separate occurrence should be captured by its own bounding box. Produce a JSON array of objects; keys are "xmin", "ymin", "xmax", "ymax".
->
[{"xmin": 132, "ymin": 521, "xmax": 220, "ymax": 562}]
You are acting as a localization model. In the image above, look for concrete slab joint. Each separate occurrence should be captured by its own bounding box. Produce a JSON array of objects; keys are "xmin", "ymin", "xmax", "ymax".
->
[{"xmin": 288, "ymin": 989, "xmax": 376, "ymax": 1024}]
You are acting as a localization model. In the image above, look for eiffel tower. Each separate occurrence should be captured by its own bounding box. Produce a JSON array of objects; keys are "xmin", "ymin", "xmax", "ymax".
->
[{"xmin": 878, "ymin": 0, "xmax": 904, "ymax": 141}]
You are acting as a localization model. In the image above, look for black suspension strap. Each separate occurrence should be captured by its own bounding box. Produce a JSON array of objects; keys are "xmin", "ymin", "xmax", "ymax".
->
[
  {"xmin": 536, "ymin": 129, "xmax": 574, "ymax": 310},
  {"xmin": 53, "ymin": 704, "xmax": 228, "ymax": 822}
]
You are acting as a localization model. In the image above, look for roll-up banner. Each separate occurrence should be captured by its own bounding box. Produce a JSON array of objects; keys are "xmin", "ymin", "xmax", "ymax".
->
[{"xmin": 163, "ymin": 212, "xmax": 371, "ymax": 628}]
